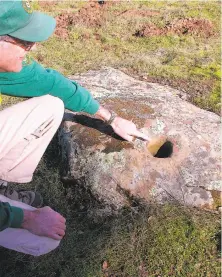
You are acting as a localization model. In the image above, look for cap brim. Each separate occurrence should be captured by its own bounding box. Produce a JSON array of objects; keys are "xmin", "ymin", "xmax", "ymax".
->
[{"xmin": 8, "ymin": 12, "xmax": 56, "ymax": 42}]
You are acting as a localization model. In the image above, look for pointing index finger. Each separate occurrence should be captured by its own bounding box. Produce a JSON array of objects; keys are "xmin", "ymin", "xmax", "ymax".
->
[{"xmin": 131, "ymin": 129, "xmax": 149, "ymax": 141}]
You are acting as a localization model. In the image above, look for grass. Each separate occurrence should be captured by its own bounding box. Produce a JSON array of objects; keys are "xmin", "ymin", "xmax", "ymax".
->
[
  {"xmin": 0, "ymin": 1, "xmax": 221, "ymax": 276},
  {"xmin": 28, "ymin": 0, "xmax": 221, "ymax": 114},
  {"xmin": 0, "ymin": 138, "xmax": 220, "ymax": 277}
]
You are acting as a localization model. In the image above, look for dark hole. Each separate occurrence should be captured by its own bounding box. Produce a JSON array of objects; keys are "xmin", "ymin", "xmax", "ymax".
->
[{"xmin": 154, "ymin": 140, "xmax": 173, "ymax": 158}]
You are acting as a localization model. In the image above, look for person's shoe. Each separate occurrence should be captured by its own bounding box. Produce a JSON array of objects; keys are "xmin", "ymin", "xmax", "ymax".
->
[{"xmin": 0, "ymin": 180, "xmax": 43, "ymax": 208}]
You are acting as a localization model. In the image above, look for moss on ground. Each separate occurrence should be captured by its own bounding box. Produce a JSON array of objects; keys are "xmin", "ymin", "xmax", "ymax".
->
[{"xmin": 0, "ymin": 138, "xmax": 220, "ymax": 277}]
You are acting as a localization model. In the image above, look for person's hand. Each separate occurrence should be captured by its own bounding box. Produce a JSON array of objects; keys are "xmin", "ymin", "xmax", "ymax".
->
[
  {"xmin": 94, "ymin": 105, "xmax": 149, "ymax": 142},
  {"xmin": 21, "ymin": 206, "xmax": 66, "ymax": 240},
  {"xmin": 111, "ymin": 116, "xmax": 149, "ymax": 142}
]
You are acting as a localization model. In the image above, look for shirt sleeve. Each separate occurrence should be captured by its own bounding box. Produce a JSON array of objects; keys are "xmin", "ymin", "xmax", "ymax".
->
[
  {"xmin": 0, "ymin": 202, "xmax": 24, "ymax": 231},
  {"xmin": 0, "ymin": 61, "xmax": 100, "ymax": 115}
]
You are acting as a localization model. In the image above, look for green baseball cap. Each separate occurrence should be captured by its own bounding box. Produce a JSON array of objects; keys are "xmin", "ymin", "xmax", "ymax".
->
[{"xmin": 0, "ymin": 0, "xmax": 56, "ymax": 42}]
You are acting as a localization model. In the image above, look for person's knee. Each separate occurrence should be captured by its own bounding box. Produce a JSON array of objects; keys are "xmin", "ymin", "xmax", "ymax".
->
[
  {"xmin": 0, "ymin": 228, "xmax": 61, "ymax": 257},
  {"xmin": 41, "ymin": 95, "xmax": 64, "ymax": 123},
  {"xmin": 45, "ymin": 95, "xmax": 64, "ymax": 113},
  {"xmin": 16, "ymin": 239, "xmax": 61, "ymax": 257},
  {"xmin": 31, "ymin": 239, "xmax": 61, "ymax": 256}
]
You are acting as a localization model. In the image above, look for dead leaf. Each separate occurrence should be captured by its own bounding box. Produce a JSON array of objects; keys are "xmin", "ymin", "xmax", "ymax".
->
[{"xmin": 102, "ymin": 260, "xmax": 109, "ymax": 270}]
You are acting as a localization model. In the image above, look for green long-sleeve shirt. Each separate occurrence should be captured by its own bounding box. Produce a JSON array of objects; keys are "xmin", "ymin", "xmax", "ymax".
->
[
  {"xmin": 0, "ymin": 202, "xmax": 24, "ymax": 231},
  {"xmin": 0, "ymin": 60, "xmax": 99, "ymax": 114},
  {"xmin": 0, "ymin": 60, "xmax": 100, "ymax": 231}
]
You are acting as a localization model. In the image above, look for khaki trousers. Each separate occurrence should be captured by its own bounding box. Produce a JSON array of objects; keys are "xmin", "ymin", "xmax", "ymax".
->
[{"xmin": 0, "ymin": 95, "xmax": 64, "ymax": 256}]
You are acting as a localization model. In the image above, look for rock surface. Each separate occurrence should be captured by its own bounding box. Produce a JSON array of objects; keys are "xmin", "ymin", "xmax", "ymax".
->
[{"xmin": 58, "ymin": 68, "xmax": 221, "ymax": 212}]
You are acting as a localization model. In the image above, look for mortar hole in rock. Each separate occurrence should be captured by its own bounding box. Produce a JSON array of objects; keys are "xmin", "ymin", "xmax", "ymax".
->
[{"xmin": 154, "ymin": 140, "xmax": 173, "ymax": 158}]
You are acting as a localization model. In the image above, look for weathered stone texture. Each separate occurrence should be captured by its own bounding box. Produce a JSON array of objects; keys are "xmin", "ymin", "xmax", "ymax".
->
[{"xmin": 58, "ymin": 68, "xmax": 221, "ymax": 211}]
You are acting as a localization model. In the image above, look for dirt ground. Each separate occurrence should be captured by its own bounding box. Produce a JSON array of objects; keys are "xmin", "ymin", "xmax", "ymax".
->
[
  {"xmin": 53, "ymin": 2, "xmax": 215, "ymax": 38},
  {"xmin": 36, "ymin": 1, "xmax": 220, "ymax": 114},
  {"xmin": 55, "ymin": 2, "xmax": 106, "ymax": 38},
  {"xmin": 134, "ymin": 18, "xmax": 215, "ymax": 38}
]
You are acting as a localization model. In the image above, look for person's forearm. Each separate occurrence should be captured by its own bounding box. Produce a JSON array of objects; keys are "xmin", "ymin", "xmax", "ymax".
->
[
  {"xmin": 94, "ymin": 105, "xmax": 149, "ymax": 142},
  {"xmin": 0, "ymin": 61, "xmax": 100, "ymax": 115},
  {"xmin": 21, "ymin": 209, "xmax": 34, "ymax": 229},
  {"xmin": 0, "ymin": 202, "xmax": 24, "ymax": 231},
  {"xmin": 0, "ymin": 202, "xmax": 11, "ymax": 231}
]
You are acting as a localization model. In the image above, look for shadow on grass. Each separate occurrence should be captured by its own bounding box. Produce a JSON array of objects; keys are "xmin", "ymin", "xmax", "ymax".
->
[{"xmin": 0, "ymin": 136, "xmax": 220, "ymax": 277}]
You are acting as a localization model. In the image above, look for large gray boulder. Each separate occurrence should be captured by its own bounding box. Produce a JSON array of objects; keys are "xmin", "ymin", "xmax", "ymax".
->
[{"xmin": 58, "ymin": 68, "xmax": 221, "ymax": 213}]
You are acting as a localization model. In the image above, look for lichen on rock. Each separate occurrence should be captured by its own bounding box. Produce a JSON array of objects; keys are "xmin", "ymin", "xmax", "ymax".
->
[{"xmin": 58, "ymin": 67, "xmax": 221, "ymax": 214}]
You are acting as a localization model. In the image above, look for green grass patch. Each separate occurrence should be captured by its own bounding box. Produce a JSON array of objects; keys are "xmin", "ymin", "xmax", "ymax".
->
[
  {"xmin": 28, "ymin": 1, "xmax": 221, "ymax": 113},
  {"xmin": 194, "ymin": 82, "xmax": 221, "ymax": 113},
  {"xmin": 0, "ymin": 138, "xmax": 220, "ymax": 277},
  {"xmin": 0, "ymin": 2, "xmax": 221, "ymax": 276}
]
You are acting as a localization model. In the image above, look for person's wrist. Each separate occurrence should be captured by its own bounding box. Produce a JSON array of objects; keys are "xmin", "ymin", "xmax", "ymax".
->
[
  {"xmin": 94, "ymin": 106, "xmax": 111, "ymax": 121},
  {"xmin": 105, "ymin": 110, "xmax": 117, "ymax": 125},
  {"xmin": 94, "ymin": 105, "xmax": 117, "ymax": 124},
  {"xmin": 21, "ymin": 209, "xmax": 35, "ymax": 229}
]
